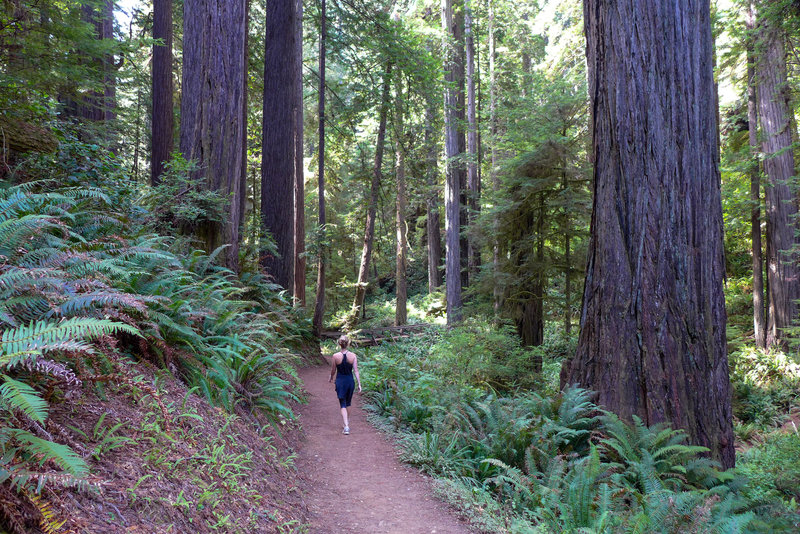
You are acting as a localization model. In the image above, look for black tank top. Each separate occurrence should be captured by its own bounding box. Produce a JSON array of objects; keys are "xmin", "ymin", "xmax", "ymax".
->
[{"xmin": 336, "ymin": 351, "xmax": 353, "ymax": 376}]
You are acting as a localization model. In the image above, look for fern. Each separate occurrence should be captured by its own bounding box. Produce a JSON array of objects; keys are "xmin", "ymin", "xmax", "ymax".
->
[
  {"xmin": 0, "ymin": 317, "xmax": 140, "ymax": 363},
  {"xmin": 0, "ymin": 376, "xmax": 48, "ymax": 424}
]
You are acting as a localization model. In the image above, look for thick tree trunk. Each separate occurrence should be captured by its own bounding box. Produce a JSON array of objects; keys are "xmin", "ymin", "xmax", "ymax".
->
[
  {"xmin": 425, "ymin": 98, "xmax": 443, "ymax": 292},
  {"xmin": 747, "ymin": 5, "xmax": 765, "ymax": 349},
  {"xmin": 465, "ymin": 0, "xmax": 480, "ymax": 285},
  {"xmin": 561, "ymin": 0, "xmax": 734, "ymax": 468},
  {"xmin": 261, "ymin": 0, "xmax": 297, "ymax": 289},
  {"xmin": 151, "ymin": 0, "xmax": 173, "ymax": 186},
  {"xmin": 395, "ymin": 80, "xmax": 408, "ymax": 326},
  {"xmin": 293, "ymin": 0, "xmax": 306, "ymax": 306},
  {"xmin": 756, "ymin": 13, "xmax": 800, "ymax": 349},
  {"xmin": 180, "ymin": 0, "xmax": 247, "ymax": 272},
  {"xmin": 443, "ymin": 0, "xmax": 463, "ymax": 323},
  {"xmin": 312, "ymin": 0, "xmax": 327, "ymax": 337},
  {"xmin": 350, "ymin": 61, "xmax": 393, "ymax": 325}
]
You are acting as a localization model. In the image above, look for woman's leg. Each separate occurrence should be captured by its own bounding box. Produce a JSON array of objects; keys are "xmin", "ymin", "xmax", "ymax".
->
[{"xmin": 340, "ymin": 406, "xmax": 349, "ymax": 428}]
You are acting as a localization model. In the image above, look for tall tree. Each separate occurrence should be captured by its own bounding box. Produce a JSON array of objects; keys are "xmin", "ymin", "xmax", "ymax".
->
[
  {"xmin": 261, "ymin": 0, "xmax": 298, "ymax": 289},
  {"xmin": 66, "ymin": 1, "xmax": 116, "ymax": 123},
  {"xmin": 465, "ymin": 0, "xmax": 480, "ymax": 284},
  {"xmin": 180, "ymin": 0, "xmax": 247, "ymax": 272},
  {"xmin": 312, "ymin": 0, "xmax": 327, "ymax": 337},
  {"xmin": 756, "ymin": 7, "xmax": 800, "ymax": 348},
  {"xmin": 455, "ymin": 1, "xmax": 469, "ymax": 291},
  {"xmin": 489, "ymin": 0, "xmax": 501, "ymax": 314},
  {"xmin": 151, "ymin": 0, "xmax": 173, "ymax": 186},
  {"xmin": 746, "ymin": 3, "xmax": 766, "ymax": 348},
  {"xmin": 349, "ymin": 61, "xmax": 393, "ymax": 325},
  {"xmin": 395, "ymin": 77, "xmax": 408, "ymax": 326},
  {"xmin": 425, "ymin": 96, "xmax": 443, "ymax": 293},
  {"xmin": 293, "ymin": 0, "xmax": 306, "ymax": 306},
  {"xmin": 443, "ymin": 0, "xmax": 463, "ymax": 323},
  {"xmin": 425, "ymin": 98, "xmax": 442, "ymax": 293},
  {"xmin": 560, "ymin": 0, "xmax": 734, "ymax": 467}
]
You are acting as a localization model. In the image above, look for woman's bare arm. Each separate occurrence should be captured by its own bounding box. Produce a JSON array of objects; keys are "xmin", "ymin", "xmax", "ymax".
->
[
  {"xmin": 353, "ymin": 354, "xmax": 362, "ymax": 393},
  {"xmin": 329, "ymin": 352, "xmax": 338, "ymax": 382}
]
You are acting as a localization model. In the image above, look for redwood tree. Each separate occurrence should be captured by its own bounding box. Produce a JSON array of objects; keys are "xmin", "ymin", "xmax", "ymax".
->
[
  {"xmin": 560, "ymin": 0, "xmax": 734, "ymax": 467},
  {"xmin": 395, "ymin": 78, "xmax": 408, "ymax": 326},
  {"xmin": 442, "ymin": 0, "xmax": 462, "ymax": 323},
  {"xmin": 312, "ymin": 0, "xmax": 327, "ymax": 336},
  {"xmin": 261, "ymin": 0, "xmax": 298, "ymax": 289},
  {"xmin": 180, "ymin": 0, "xmax": 247, "ymax": 272},
  {"xmin": 746, "ymin": 4, "xmax": 766, "ymax": 348},
  {"xmin": 293, "ymin": 0, "xmax": 306, "ymax": 305},
  {"xmin": 465, "ymin": 0, "xmax": 480, "ymax": 284},
  {"xmin": 425, "ymin": 97, "xmax": 443, "ymax": 293},
  {"xmin": 756, "ymin": 8, "xmax": 800, "ymax": 349},
  {"xmin": 151, "ymin": 0, "xmax": 173, "ymax": 186}
]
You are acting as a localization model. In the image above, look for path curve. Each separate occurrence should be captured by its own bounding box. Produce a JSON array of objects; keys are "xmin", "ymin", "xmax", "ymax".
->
[{"xmin": 296, "ymin": 361, "xmax": 473, "ymax": 534}]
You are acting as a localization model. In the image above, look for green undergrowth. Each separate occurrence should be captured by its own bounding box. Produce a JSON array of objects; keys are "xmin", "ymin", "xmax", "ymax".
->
[
  {"xmin": 724, "ymin": 276, "xmax": 800, "ymax": 443},
  {"xmin": 359, "ymin": 322, "xmax": 800, "ymax": 533},
  {"xmin": 0, "ymin": 137, "xmax": 311, "ymax": 532}
]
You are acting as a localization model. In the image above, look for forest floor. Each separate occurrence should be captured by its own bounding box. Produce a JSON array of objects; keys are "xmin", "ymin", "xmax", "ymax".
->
[
  {"xmin": 35, "ymin": 359, "xmax": 309, "ymax": 534},
  {"xmin": 295, "ymin": 359, "xmax": 473, "ymax": 534}
]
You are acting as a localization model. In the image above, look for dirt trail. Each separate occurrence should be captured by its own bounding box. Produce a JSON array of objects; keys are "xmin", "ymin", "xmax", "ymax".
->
[{"xmin": 296, "ymin": 361, "xmax": 473, "ymax": 534}]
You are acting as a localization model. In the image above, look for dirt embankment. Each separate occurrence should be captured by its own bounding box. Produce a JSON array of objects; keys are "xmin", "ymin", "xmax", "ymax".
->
[{"xmin": 21, "ymin": 359, "xmax": 309, "ymax": 534}]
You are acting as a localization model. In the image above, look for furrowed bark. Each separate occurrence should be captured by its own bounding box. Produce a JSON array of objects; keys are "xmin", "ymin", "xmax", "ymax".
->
[
  {"xmin": 261, "ymin": 0, "xmax": 298, "ymax": 289},
  {"xmin": 151, "ymin": 0, "xmax": 173, "ymax": 185},
  {"xmin": 756, "ymin": 11, "xmax": 800, "ymax": 349},
  {"xmin": 561, "ymin": 0, "xmax": 734, "ymax": 468},
  {"xmin": 180, "ymin": 0, "xmax": 248, "ymax": 272}
]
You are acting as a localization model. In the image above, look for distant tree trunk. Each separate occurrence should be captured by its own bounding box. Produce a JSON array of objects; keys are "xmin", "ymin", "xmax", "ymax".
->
[
  {"xmin": 350, "ymin": 61, "xmax": 393, "ymax": 325},
  {"xmin": 563, "ymin": 168, "xmax": 572, "ymax": 335},
  {"xmin": 261, "ymin": 0, "xmax": 297, "ymax": 289},
  {"xmin": 465, "ymin": 0, "xmax": 480, "ymax": 285},
  {"xmin": 457, "ymin": 31, "xmax": 469, "ymax": 290},
  {"xmin": 312, "ymin": 0, "xmax": 327, "ymax": 337},
  {"xmin": 133, "ymin": 84, "xmax": 142, "ymax": 181},
  {"xmin": 395, "ymin": 79, "xmax": 408, "ymax": 326},
  {"xmin": 293, "ymin": 0, "xmax": 306, "ymax": 306},
  {"xmin": 756, "ymin": 11, "xmax": 800, "ymax": 349},
  {"xmin": 443, "ymin": 0, "xmax": 463, "ymax": 323},
  {"xmin": 561, "ymin": 0, "xmax": 734, "ymax": 468},
  {"xmin": 747, "ymin": 4, "xmax": 765, "ymax": 349},
  {"xmin": 489, "ymin": 0, "xmax": 501, "ymax": 314},
  {"xmin": 100, "ymin": 0, "xmax": 115, "ymax": 122},
  {"xmin": 516, "ymin": 195, "xmax": 544, "ymax": 367},
  {"xmin": 180, "ymin": 0, "xmax": 247, "ymax": 272},
  {"xmin": 151, "ymin": 0, "xmax": 173, "ymax": 186},
  {"xmin": 425, "ymin": 97, "xmax": 443, "ymax": 292},
  {"xmin": 69, "ymin": 1, "xmax": 116, "ymax": 123}
]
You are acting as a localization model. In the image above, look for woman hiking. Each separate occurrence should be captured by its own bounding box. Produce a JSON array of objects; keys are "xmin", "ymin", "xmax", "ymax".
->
[{"xmin": 329, "ymin": 334, "xmax": 362, "ymax": 434}]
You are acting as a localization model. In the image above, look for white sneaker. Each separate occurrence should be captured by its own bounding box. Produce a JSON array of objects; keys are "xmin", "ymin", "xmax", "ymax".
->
[{"xmin": 343, "ymin": 426, "xmax": 350, "ymax": 435}]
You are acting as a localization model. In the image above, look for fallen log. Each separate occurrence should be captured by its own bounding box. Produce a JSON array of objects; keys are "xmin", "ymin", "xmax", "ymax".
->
[{"xmin": 0, "ymin": 115, "xmax": 58, "ymax": 155}]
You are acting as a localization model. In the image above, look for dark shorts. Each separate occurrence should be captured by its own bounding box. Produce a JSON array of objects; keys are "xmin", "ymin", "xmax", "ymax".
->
[{"xmin": 335, "ymin": 375, "xmax": 355, "ymax": 408}]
